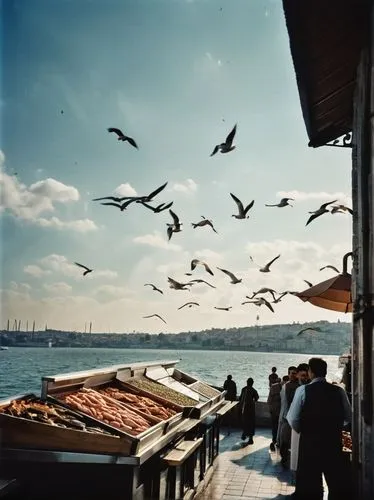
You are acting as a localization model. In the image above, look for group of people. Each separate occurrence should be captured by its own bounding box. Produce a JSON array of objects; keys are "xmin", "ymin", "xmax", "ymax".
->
[{"xmin": 224, "ymin": 357, "xmax": 352, "ymax": 500}]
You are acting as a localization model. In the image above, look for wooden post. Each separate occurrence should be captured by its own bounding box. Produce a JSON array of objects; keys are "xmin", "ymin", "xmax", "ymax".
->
[{"xmin": 352, "ymin": 32, "xmax": 374, "ymax": 499}]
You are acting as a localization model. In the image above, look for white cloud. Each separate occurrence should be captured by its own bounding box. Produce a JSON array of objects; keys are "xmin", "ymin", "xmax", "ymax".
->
[
  {"xmin": 171, "ymin": 179, "xmax": 197, "ymax": 194},
  {"xmin": 113, "ymin": 183, "xmax": 137, "ymax": 197},
  {"xmin": 10, "ymin": 281, "xmax": 32, "ymax": 292},
  {"xmin": 43, "ymin": 282, "xmax": 72, "ymax": 295},
  {"xmin": 0, "ymin": 151, "xmax": 97, "ymax": 231},
  {"xmin": 28, "ymin": 178, "xmax": 79, "ymax": 203},
  {"xmin": 93, "ymin": 285, "xmax": 132, "ymax": 298},
  {"xmin": 36, "ymin": 254, "xmax": 118, "ymax": 280},
  {"xmin": 24, "ymin": 265, "xmax": 52, "ymax": 278},
  {"xmin": 195, "ymin": 249, "xmax": 223, "ymax": 265},
  {"xmin": 276, "ymin": 190, "xmax": 352, "ymax": 206},
  {"xmin": 35, "ymin": 216, "xmax": 97, "ymax": 232},
  {"xmin": 133, "ymin": 231, "xmax": 182, "ymax": 251}
]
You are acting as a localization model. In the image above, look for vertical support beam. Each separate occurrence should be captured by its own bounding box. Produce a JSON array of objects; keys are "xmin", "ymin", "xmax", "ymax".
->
[{"xmin": 352, "ymin": 15, "xmax": 374, "ymax": 497}]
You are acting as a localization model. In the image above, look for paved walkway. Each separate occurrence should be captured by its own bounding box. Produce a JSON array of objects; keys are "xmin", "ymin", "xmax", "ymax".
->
[{"xmin": 197, "ymin": 428, "xmax": 295, "ymax": 500}]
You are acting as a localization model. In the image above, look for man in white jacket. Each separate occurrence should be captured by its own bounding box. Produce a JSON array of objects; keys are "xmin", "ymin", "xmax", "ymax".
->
[{"xmin": 289, "ymin": 363, "xmax": 310, "ymax": 472}]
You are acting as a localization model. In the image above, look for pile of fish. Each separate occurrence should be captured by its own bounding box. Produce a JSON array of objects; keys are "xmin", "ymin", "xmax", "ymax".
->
[
  {"xmin": 97, "ymin": 387, "xmax": 177, "ymax": 420},
  {"xmin": 61, "ymin": 388, "xmax": 152, "ymax": 435},
  {"xmin": 342, "ymin": 431, "xmax": 352, "ymax": 452},
  {"xmin": 1, "ymin": 398, "xmax": 114, "ymax": 435}
]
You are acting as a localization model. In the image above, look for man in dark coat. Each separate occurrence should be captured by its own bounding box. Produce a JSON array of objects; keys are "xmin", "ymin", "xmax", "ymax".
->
[
  {"xmin": 223, "ymin": 374, "xmax": 237, "ymax": 401},
  {"xmin": 238, "ymin": 377, "xmax": 259, "ymax": 444},
  {"xmin": 287, "ymin": 357, "xmax": 351, "ymax": 500},
  {"xmin": 267, "ymin": 376, "xmax": 282, "ymax": 451}
]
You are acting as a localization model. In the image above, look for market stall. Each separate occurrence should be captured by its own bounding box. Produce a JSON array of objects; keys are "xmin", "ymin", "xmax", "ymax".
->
[{"xmin": 0, "ymin": 360, "xmax": 235, "ymax": 500}]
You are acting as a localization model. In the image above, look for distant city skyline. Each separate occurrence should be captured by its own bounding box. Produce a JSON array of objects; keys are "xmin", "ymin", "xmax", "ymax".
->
[{"xmin": 1, "ymin": 0, "xmax": 352, "ymax": 333}]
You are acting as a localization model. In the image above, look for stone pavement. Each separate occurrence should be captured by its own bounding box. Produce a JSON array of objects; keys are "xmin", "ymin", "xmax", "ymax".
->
[{"xmin": 197, "ymin": 428, "xmax": 296, "ymax": 500}]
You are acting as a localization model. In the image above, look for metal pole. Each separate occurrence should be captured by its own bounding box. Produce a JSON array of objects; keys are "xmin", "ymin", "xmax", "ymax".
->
[{"xmin": 342, "ymin": 251, "xmax": 353, "ymax": 274}]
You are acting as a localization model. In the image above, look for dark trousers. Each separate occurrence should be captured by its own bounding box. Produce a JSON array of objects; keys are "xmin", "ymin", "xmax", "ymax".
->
[
  {"xmin": 295, "ymin": 439, "xmax": 351, "ymax": 500},
  {"xmin": 270, "ymin": 411, "xmax": 279, "ymax": 443},
  {"xmin": 279, "ymin": 418, "xmax": 291, "ymax": 460}
]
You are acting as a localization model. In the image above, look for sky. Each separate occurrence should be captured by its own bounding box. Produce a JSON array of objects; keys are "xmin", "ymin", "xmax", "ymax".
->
[{"xmin": 0, "ymin": 0, "xmax": 353, "ymax": 334}]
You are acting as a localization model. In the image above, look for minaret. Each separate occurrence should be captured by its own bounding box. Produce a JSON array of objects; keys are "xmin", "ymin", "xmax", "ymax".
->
[
  {"xmin": 26, "ymin": 320, "xmax": 29, "ymax": 332},
  {"xmin": 84, "ymin": 322, "xmax": 87, "ymax": 334},
  {"xmin": 32, "ymin": 320, "xmax": 35, "ymax": 333},
  {"xmin": 13, "ymin": 319, "xmax": 17, "ymax": 331},
  {"xmin": 18, "ymin": 320, "xmax": 21, "ymax": 331},
  {"xmin": 89, "ymin": 322, "xmax": 92, "ymax": 334},
  {"xmin": 6, "ymin": 319, "xmax": 9, "ymax": 332}
]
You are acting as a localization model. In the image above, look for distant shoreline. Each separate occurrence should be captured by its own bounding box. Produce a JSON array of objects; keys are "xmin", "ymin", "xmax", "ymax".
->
[{"xmin": 3, "ymin": 344, "xmax": 344, "ymax": 355}]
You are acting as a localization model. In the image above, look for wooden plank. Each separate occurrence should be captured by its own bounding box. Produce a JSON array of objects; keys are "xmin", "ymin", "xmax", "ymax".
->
[
  {"xmin": 216, "ymin": 401, "xmax": 238, "ymax": 417},
  {"xmin": 163, "ymin": 438, "xmax": 203, "ymax": 466}
]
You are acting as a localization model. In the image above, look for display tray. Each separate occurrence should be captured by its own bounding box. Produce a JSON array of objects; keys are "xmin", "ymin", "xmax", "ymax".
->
[
  {"xmin": 188, "ymin": 381, "xmax": 221, "ymax": 400},
  {"xmin": 143, "ymin": 366, "xmax": 225, "ymax": 416},
  {"xmin": 120, "ymin": 375, "xmax": 209, "ymax": 419},
  {"xmin": 87, "ymin": 379, "xmax": 184, "ymax": 434},
  {"xmin": 49, "ymin": 387, "xmax": 166, "ymax": 451},
  {"xmin": 0, "ymin": 394, "xmax": 130, "ymax": 455}
]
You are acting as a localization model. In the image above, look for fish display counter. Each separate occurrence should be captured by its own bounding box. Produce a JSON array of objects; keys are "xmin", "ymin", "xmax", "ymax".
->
[{"xmin": 0, "ymin": 359, "xmax": 235, "ymax": 500}]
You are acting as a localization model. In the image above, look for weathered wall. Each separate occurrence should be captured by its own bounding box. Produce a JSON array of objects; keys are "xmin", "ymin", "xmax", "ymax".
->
[{"xmin": 351, "ymin": 4, "xmax": 374, "ymax": 496}]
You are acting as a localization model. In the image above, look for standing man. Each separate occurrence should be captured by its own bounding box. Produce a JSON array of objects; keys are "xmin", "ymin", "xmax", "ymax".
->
[
  {"xmin": 278, "ymin": 366, "xmax": 299, "ymax": 465},
  {"xmin": 223, "ymin": 374, "xmax": 237, "ymax": 401},
  {"xmin": 267, "ymin": 376, "xmax": 282, "ymax": 451},
  {"xmin": 268, "ymin": 366, "xmax": 279, "ymax": 387},
  {"xmin": 290, "ymin": 363, "xmax": 310, "ymax": 473},
  {"xmin": 287, "ymin": 358, "xmax": 351, "ymax": 500},
  {"xmin": 238, "ymin": 378, "xmax": 259, "ymax": 445}
]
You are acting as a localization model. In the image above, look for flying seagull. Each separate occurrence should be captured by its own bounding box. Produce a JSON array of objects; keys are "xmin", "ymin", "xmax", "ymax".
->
[
  {"xmin": 272, "ymin": 291, "xmax": 290, "ymax": 304},
  {"xmin": 249, "ymin": 287, "xmax": 277, "ymax": 301},
  {"xmin": 250, "ymin": 254, "xmax": 281, "ymax": 273},
  {"xmin": 93, "ymin": 195, "xmax": 139, "ymax": 203},
  {"xmin": 168, "ymin": 277, "xmax": 192, "ymax": 291},
  {"xmin": 141, "ymin": 201, "xmax": 173, "ymax": 213},
  {"xmin": 188, "ymin": 279, "xmax": 216, "ymax": 289},
  {"xmin": 144, "ymin": 283, "xmax": 163, "ymax": 294},
  {"xmin": 191, "ymin": 216, "xmax": 218, "ymax": 233},
  {"xmin": 210, "ymin": 124, "xmax": 237, "ymax": 156},
  {"xmin": 191, "ymin": 259, "xmax": 214, "ymax": 276},
  {"xmin": 230, "ymin": 193, "xmax": 255, "ymax": 219},
  {"xmin": 331, "ymin": 205, "xmax": 353, "ymax": 215},
  {"xmin": 139, "ymin": 182, "xmax": 169, "ymax": 203},
  {"xmin": 99, "ymin": 199, "xmax": 137, "ymax": 211},
  {"xmin": 178, "ymin": 302, "xmax": 200, "ymax": 310},
  {"xmin": 297, "ymin": 327, "xmax": 321, "ymax": 336},
  {"xmin": 303, "ymin": 280, "xmax": 313, "ymax": 288},
  {"xmin": 107, "ymin": 127, "xmax": 138, "ymax": 149},
  {"xmin": 216, "ymin": 267, "xmax": 242, "ymax": 284},
  {"xmin": 143, "ymin": 314, "xmax": 167, "ymax": 324},
  {"xmin": 167, "ymin": 209, "xmax": 182, "ymax": 241},
  {"xmin": 319, "ymin": 265, "xmax": 340, "ymax": 273},
  {"xmin": 306, "ymin": 200, "xmax": 337, "ymax": 226},
  {"xmin": 242, "ymin": 297, "xmax": 274, "ymax": 313},
  {"xmin": 265, "ymin": 198, "xmax": 294, "ymax": 208},
  {"xmin": 74, "ymin": 262, "xmax": 93, "ymax": 276},
  {"xmin": 214, "ymin": 306, "xmax": 232, "ymax": 311}
]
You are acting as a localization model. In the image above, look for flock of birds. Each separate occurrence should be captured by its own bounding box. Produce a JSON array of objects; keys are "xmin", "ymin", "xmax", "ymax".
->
[{"xmin": 71, "ymin": 125, "xmax": 352, "ymax": 332}]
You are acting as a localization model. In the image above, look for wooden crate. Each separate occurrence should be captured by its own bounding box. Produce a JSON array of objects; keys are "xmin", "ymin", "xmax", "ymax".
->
[
  {"xmin": 49, "ymin": 388, "xmax": 166, "ymax": 455},
  {"xmin": 0, "ymin": 394, "xmax": 131, "ymax": 455}
]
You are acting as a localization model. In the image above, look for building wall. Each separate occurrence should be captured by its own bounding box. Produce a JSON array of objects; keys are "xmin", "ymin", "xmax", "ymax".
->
[{"xmin": 352, "ymin": 11, "xmax": 374, "ymax": 497}]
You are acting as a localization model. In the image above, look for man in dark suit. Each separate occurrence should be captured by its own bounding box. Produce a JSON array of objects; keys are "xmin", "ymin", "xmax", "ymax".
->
[{"xmin": 287, "ymin": 357, "xmax": 351, "ymax": 500}]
